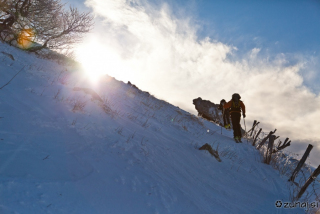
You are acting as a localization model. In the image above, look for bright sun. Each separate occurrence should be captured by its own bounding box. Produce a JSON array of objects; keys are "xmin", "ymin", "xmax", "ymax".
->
[{"xmin": 75, "ymin": 39, "xmax": 129, "ymax": 83}]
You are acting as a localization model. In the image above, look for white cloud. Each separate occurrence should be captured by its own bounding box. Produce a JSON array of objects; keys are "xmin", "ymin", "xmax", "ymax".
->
[
  {"xmin": 79, "ymin": 0, "xmax": 320, "ymax": 147},
  {"xmin": 250, "ymin": 48, "xmax": 260, "ymax": 59}
]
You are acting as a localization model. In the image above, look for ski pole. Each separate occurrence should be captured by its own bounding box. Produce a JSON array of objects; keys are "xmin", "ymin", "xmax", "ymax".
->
[
  {"xmin": 243, "ymin": 117, "xmax": 247, "ymax": 142},
  {"xmin": 221, "ymin": 106, "xmax": 224, "ymax": 135}
]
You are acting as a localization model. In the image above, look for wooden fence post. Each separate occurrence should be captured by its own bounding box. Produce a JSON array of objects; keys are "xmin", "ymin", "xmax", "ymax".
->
[
  {"xmin": 249, "ymin": 120, "xmax": 257, "ymax": 137},
  {"xmin": 295, "ymin": 165, "xmax": 320, "ymax": 200},
  {"xmin": 256, "ymin": 129, "xmax": 277, "ymax": 150},
  {"xmin": 247, "ymin": 121, "xmax": 260, "ymax": 136},
  {"xmin": 252, "ymin": 128, "xmax": 262, "ymax": 146},
  {"xmin": 272, "ymin": 138, "xmax": 291, "ymax": 153},
  {"xmin": 288, "ymin": 144, "xmax": 313, "ymax": 182},
  {"xmin": 264, "ymin": 135, "xmax": 275, "ymax": 164}
]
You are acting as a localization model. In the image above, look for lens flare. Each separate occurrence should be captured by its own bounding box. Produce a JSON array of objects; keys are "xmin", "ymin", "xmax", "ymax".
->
[{"xmin": 17, "ymin": 29, "xmax": 34, "ymax": 49}]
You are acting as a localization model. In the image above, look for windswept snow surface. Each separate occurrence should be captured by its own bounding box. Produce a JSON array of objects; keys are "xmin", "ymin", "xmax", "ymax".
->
[{"xmin": 0, "ymin": 43, "xmax": 318, "ymax": 214}]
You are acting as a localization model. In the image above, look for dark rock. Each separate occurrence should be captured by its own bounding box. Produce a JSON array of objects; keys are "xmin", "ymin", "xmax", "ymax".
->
[
  {"xmin": 199, "ymin": 143, "xmax": 221, "ymax": 162},
  {"xmin": 128, "ymin": 81, "xmax": 139, "ymax": 90},
  {"xmin": 193, "ymin": 97, "xmax": 222, "ymax": 125},
  {"xmin": 127, "ymin": 81, "xmax": 150, "ymax": 96}
]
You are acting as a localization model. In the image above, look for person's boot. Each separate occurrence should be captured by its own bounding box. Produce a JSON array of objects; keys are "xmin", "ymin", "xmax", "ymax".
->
[{"xmin": 234, "ymin": 136, "xmax": 239, "ymax": 143}]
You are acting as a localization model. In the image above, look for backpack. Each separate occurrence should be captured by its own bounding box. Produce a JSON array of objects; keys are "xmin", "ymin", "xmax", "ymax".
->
[{"xmin": 231, "ymin": 93, "xmax": 241, "ymax": 113}]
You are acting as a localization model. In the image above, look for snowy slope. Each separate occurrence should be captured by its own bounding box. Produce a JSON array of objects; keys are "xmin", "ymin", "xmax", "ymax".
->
[{"xmin": 0, "ymin": 43, "xmax": 318, "ymax": 214}]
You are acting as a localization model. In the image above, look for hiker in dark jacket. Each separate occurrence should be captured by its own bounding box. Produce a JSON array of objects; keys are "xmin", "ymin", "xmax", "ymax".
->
[
  {"xmin": 218, "ymin": 99, "xmax": 231, "ymax": 129},
  {"xmin": 223, "ymin": 93, "xmax": 246, "ymax": 142}
]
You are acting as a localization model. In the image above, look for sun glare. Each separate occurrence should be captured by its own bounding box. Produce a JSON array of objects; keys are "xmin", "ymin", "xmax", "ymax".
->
[
  {"xmin": 17, "ymin": 29, "xmax": 35, "ymax": 49},
  {"xmin": 75, "ymin": 39, "xmax": 129, "ymax": 83}
]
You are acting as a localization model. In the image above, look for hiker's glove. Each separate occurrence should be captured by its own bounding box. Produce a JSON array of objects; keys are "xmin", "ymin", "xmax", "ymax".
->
[{"xmin": 243, "ymin": 113, "xmax": 246, "ymax": 118}]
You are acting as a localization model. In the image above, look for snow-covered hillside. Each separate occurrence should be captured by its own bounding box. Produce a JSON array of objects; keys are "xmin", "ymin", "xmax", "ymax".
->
[{"xmin": 0, "ymin": 43, "xmax": 319, "ymax": 214}]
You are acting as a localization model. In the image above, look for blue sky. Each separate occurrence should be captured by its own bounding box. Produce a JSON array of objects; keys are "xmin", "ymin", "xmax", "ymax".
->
[
  {"xmin": 163, "ymin": 0, "xmax": 320, "ymax": 91},
  {"xmin": 195, "ymin": 0, "xmax": 320, "ymax": 53}
]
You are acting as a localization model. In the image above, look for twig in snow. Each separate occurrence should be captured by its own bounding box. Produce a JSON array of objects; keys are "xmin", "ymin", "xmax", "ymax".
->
[
  {"xmin": 0, "ymin": 66, "xmax": 25, "ymax": 90},
  {"xmin": 1, "ymin": 51, "xmax": 14, "ymax": 60},
  {"xmin": 53, "ymin": 89, "xmax": 61, "ymax": 99},
  {"xmin": 43, "ymin": 155, "xmax": 50, "ymax": 160},
  {"xmin": 71, "ymin": 118, "xmax": 77, "ymax": 126}
]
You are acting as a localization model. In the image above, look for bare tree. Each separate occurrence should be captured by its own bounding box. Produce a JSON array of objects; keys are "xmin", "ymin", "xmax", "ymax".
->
[{"xmin": 0, "ymin": 0, "xmax": 93, "ymax": 54}]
